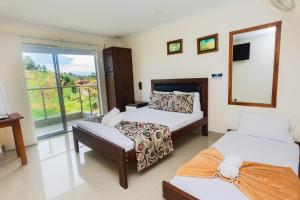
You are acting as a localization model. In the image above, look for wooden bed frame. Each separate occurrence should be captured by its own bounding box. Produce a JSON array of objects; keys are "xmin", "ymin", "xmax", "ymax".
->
[
  {"xmin": 72, "ymin": 78, "xmax": 208, "ymax": 189},
  {"xmin": 162, "ymin": 142, "xmax": 300, "ymax": 200}
]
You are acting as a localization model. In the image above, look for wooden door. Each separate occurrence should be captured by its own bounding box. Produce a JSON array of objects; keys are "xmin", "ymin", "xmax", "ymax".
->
[
  {"xmin": 103, "ymin": 48, "xmax": 114, "ymax": 73},
  {"xmin": 113, "ymin": 48, "xmax": 135, "ymax": 110},
  {"xmin": 105, "ymin": 72, "xmax": 116, "ymax": 111}
]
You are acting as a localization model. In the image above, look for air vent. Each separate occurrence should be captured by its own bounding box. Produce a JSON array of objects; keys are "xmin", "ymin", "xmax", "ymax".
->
[{"xmin": 270, "ymin": 0, "xmax": 296, "ymax": 12}]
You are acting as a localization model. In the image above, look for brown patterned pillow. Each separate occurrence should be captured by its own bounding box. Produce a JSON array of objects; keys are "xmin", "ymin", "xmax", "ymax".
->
[
  {"xmin": 167, "ymin": 93, "xmax": 194, "ymax": 114},
  {"xmin": 149, "ymin": 92, "xmax": 173, "ymax": 111}
]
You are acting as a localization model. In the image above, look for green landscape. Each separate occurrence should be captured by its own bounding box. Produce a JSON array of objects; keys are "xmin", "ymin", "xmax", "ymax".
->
[{"xmin": 23, "ymin": 56, "xmax": 100, "ymax": 121}]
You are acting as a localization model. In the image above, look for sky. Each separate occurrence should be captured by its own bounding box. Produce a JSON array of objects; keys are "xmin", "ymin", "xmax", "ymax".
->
[{"xmin": 22, "ymin": 53, "xmax": 96, "ymax": 76}]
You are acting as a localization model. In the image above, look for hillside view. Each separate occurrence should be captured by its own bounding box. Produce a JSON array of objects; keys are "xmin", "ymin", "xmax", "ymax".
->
[{"xmin": 23, "ymin": 54, "xmax": 100, "ymax": 121}]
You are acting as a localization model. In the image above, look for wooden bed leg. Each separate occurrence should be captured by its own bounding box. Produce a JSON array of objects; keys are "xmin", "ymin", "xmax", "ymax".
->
[
  {"xmin": 118, "ymin": 156, "xmax": 128, "ymax": 189},
  {"xmin": 202, "ymin": 124, "xmax": 208, "ymax": 136},
  {"xmin": 74, "ymin": 139, "xmax": 79, "ymax": 153}
]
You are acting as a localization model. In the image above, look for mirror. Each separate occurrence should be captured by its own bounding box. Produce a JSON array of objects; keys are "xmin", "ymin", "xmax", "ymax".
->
[{"xmin": 228, "ymin": 21, "xmax": 281, "ymax": 108}]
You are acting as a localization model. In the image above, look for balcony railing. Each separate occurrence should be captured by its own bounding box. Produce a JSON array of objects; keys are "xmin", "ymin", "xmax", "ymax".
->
[{"xmin": 27, "ymin": 85, "xmax": 99, "ymax": 121}]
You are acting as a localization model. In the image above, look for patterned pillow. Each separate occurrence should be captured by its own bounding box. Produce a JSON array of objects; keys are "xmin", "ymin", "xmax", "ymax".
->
[
  {"xmin": 149, "ymin": 92, "xmax": 173, "ymax": 111},
  {"xmin": 167, "ymin": 93, "xmax": 194, "ymax": 114}
]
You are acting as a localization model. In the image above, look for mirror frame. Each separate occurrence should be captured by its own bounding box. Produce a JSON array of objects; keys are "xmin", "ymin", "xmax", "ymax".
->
[{"xmin": 228, "ymin": 21, "xmax": 282, "ymax": 108}]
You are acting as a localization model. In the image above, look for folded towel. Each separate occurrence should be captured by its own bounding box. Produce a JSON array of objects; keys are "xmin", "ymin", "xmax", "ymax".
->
[
  {"xmin": 176, "ymin": 148, "xmax": 300, "ymax": 200},
  {"xmin": 101, "ymin": 107, "xmax": 120, "ymax": 124},
  {"xmin": 218, "ymin": 155, "xmax": 243, "ymax": 179},
  {"xmin": 105, "ymin": 113, "xmax": 124, "ymax": 127}
]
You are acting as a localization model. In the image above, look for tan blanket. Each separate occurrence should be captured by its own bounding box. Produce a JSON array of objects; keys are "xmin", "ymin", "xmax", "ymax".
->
[
  {"xmin": 115, "ymin": 121, "xmax": 173, "ymax": 171},
  {"xmin": 177, "ymin": 148, "xmax": 300, "ymax": 200}
]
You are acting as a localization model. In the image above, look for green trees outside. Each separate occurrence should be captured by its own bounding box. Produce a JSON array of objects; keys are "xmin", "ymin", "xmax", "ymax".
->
[{"xmin": 24, "ymin": 56, "xmax": 99, "ymax": 121}]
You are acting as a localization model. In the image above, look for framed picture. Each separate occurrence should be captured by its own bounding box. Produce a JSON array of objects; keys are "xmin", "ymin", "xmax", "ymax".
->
[
  {"xmin": 167, "ymin": 39, "xmax": 183, "ymax": 55},
  {"xmin": 197, "ymin": 33, "xmax": 218, "ymax": 54}
]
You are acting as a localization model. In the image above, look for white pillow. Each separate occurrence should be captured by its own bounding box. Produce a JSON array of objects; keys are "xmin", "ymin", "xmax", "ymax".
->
[
  {"xmin": 174, "ymin": 91, "xmax": 201, "ymax": 113},
  {"xmin": 101, "ymin": 107, "xmax": 120, "ymax": 124},
  {"xmin": 153, "ymin": 90, "xmax": 171, "ymax": 94},
  {"xmin": 238, "ymin": 111, "xmax": 293, "ymax": 143},
  {"xmin": 288, "ymin": 120, "xmax": 296, "ymax": 141}
]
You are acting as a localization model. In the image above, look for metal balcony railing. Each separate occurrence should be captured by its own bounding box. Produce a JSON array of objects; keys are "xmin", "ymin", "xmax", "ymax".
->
[{"xmin": 27, "ymin": 85, "xmax": 99, "ymax": 121}]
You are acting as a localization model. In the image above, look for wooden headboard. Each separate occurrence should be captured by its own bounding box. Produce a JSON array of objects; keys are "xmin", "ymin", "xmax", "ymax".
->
[{"xmin": 151, "ymin": 78, "xmax": 208, "ymax": 118}]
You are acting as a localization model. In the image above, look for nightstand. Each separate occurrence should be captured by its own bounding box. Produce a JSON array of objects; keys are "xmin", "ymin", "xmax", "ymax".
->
[{"xmin": 125, "ymin": 101, "xmax": 148, "ymax": 111}]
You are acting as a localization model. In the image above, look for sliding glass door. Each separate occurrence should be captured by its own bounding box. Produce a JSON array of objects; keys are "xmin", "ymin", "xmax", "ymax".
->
[
  {"xmin": 57, "ymin": 54, "xmax": 100, "ymax": 131},
  {"xmin": 23, "ymin": 52, "xmax": 65, "ymax": 137},
  {"xmin": 23, "ymin": 46, "xmax": 100, "ymax": 139}
]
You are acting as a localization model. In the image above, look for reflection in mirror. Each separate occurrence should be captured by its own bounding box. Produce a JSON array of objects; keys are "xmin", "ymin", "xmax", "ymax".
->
[{"xmin": 228, "ymin": 21, "xmax": 281, "ymax": 108}]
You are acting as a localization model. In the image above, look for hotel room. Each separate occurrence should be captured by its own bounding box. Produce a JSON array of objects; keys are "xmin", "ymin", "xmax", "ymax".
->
[{"xmin": 0, "ymin": 0, "xmax": 299, "ymax": 199}]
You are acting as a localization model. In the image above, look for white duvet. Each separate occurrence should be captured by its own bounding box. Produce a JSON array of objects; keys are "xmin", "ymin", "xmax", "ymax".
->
[
  {"xmin": 170, "ymin": 132, "xmax": 300, "ymax": 200},
  {"xmin": 76, "ymin": 107, "xmax": 203, "ymax": 151}
]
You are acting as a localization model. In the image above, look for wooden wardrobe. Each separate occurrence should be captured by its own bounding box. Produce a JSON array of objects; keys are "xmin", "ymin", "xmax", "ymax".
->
[{"xmin": 103, "ymin": 47, "xmax": 135, "ymax": 112}]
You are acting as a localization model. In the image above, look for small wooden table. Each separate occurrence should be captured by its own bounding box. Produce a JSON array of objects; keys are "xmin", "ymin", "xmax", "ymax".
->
[{"xmin": 0, "ymin": 113, "xmax": 27, "ymax": 165}]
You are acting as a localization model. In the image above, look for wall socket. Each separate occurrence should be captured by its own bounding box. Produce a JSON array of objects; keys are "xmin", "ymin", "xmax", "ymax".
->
[{"xmin": 212, "ymin": 73, "xmax": 223, "ymax": 80}]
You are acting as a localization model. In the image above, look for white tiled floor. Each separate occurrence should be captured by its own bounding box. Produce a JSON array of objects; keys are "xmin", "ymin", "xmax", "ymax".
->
[
  {"xmin": 35, "ymin": 119, "xmax": 84, "ymax": 138},
  {"xmin": 0, "ymin": 130, "xmax": 222, "ymax": 200}
]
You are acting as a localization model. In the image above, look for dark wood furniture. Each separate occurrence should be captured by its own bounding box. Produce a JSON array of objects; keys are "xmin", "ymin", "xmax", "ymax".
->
[
  {"xmin": 73, "ymin": 78, "xmax": 208, "ymax": 189},
  {"xmin": 0, "ymin": 113, "xmax": 27, "ymax": 165},
  {"xmin": 162, "ymin": 141, "xmax": 300, "ymax": 200},
  {"xmin": 228, "ymin": 21, "xmax": 281, "ymax": 108},
  {"xmin": 163, "ymin": 181, "xmax": 198, "ymax": 200},
  {"xmin": 103, "ymin": 47, "xmax": 135, "ymax": 112}
]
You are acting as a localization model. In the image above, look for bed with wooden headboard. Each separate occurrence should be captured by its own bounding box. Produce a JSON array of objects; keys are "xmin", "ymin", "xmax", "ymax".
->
[{"xmin": 72, "ymin": 78, "xmax": 208, "ymax": 189}]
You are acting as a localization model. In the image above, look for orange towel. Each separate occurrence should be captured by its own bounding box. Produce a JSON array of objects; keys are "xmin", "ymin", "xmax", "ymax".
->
[{"xmin": 176, "ymin": 148, "xmax": 300, "ymax": 200}]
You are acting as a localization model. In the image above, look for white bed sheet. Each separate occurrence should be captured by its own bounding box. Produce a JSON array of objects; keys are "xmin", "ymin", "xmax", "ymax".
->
[
  {"xmin": 170, "ymin": 132, "xmax": 300, "ymax": 200},
  {"xmin": 76, "ymin": 107, "xmax": 203, "ymax": 151}
]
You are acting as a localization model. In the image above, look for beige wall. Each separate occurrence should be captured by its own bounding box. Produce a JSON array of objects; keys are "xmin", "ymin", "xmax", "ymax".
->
[
  {"xmin": 123, "ymin": 0, "xmax": 300, "ymax": 141},
  {"xmin": 0, "ymin": 34, "xmax": 36, "ymax": 149},
  {"xmin": 0, "ymin": 19, "xmax": 123, "ymax": 149}
]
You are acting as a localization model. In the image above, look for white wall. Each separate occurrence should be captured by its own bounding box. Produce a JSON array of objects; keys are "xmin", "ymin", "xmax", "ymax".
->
[
  {"xmin": 0, "ymin": 19, "xmax": 123, "ymax": 149},
  {"xmin": 0, "ymin": 34, "xmax": 36, "ymax": 149},
  {"xmin": 232, "ymin": 31, "xmax": 275, "ymax": 103},
  {"xmin": 123, "ymin": 0, "xmax": 300, "ymax": 141}
]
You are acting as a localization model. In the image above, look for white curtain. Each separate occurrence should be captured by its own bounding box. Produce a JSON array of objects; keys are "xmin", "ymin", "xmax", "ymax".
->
[
  {"xmin": 0, "ymin": 82, "xmax": 10, "ymax": 153},
  {"xmin": 0, "ymin": 82, "xmax": 10, "ymax": 114}
]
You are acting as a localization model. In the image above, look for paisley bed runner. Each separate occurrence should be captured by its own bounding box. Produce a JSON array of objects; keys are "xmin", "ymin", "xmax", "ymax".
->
[{"xmin": 115, "ymin": 121, "xmax": 174, "ymax": 171}]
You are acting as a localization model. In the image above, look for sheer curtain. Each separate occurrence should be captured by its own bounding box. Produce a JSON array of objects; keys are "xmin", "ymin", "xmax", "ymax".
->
[
  {"xmin": 0, "ymin": 82, "xmax": 10, "ymax": 153},
  {"xmin": 0, "ymin": 82, "xmax": 10, "ymax": 114}
]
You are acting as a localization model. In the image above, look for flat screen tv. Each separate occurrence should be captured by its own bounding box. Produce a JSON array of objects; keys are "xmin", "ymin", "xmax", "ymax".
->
[{"xmin": 233, "ymin": 43, "xmax": 250, "ymax": 61}]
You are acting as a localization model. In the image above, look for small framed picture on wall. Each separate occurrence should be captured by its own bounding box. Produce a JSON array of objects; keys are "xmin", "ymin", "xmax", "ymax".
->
[
  {"xmin": 167, "ymin": 39, "xmax": 183, "ymax": 55},
  {"xmin": 197, "ymin": 33, "xmax": 218, "ymax": 54}
]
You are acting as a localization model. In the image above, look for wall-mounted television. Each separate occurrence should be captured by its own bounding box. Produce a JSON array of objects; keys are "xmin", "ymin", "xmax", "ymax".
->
[{"xmin": 233, "ymin": 43, "xmax": 250, "ymax": 61}]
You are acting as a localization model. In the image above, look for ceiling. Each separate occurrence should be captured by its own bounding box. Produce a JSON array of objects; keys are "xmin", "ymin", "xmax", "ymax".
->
[{"xmin": 0, "ymin": 0, "xmax": 224, "ymax": 37}]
